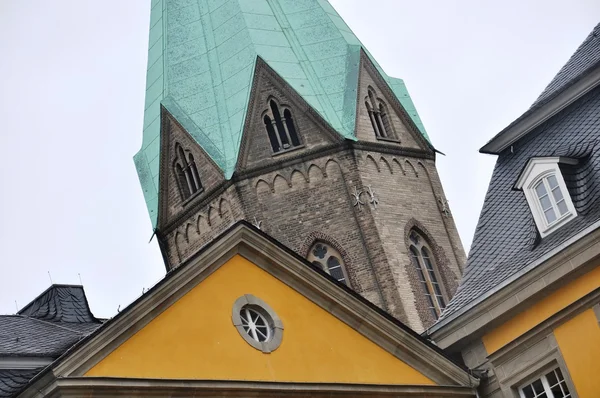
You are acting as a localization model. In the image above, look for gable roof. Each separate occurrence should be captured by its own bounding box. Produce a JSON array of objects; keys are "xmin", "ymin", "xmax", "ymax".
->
[
  {"xmin": 17, "ymin": 222, "xmax": 477, "ymax": 397},
  {"xmin": 481, "ymin": 22, "xmax": 600, "ymax": 154},
  {"xmin": 135, "ymin": 0, "xmax": 428, "ymax": 227},
  {"xmin": 433, "ymin": 83, "xmax": 600, "ymax": 330}
]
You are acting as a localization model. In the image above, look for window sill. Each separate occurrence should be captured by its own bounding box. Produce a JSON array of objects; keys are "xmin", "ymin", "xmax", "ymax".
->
[
  {"xmin": 271, "ymin": 144, "xmax": 305, "ymax": 158},
  {"xmin": 539, "ymin": 212, "xmax": 576, "ymax": 238},
  {"xmin": 181, "ymin": 189, "xmax": 204, "ymax": 207},
  {"xmin": 376, "ymin": 136, "xmax": 401, "ymax": 144}
]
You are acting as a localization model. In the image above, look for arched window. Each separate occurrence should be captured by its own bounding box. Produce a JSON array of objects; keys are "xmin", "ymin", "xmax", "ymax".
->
[
  {"xmin": 263, "ymin": 99, "xmax": 301, "ymax": 154},
  {"xmin": 306, "ymin": 241, "xmax": 348, "ymax": 285},
  {"xmin": 365, "ymin": 87, "xmax": 395, "ymax": 140},
  {"xmin": 174, "ymin": 143, "xmax": 203, "ymax": 201},
  {"xmin": 533, "ymin": 174, "xmax": 569, "ymax": 226},
  {"xmin": 408, "ymin": 230, "xmax": 446, "ymax": 319}
]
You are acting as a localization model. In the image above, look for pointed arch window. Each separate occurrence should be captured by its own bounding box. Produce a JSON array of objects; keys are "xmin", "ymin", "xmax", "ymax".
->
[
  {"xmin": 306, "ymin": 242, "xmax": 348, "ymax": 285},
  {"xmin": 365, "ymin": 87, "xmax": 396, "ymax": 140},
  {"xmin": 408, "ymin": 231, "xmax": 446, "ymax": 319},
  {"xmin": 263, "ymin": 99, "xmax": 301, "ymax": 154},
  {"xmin": 174, "ymin": 143, "xmax": 203, "ymax": 201}
]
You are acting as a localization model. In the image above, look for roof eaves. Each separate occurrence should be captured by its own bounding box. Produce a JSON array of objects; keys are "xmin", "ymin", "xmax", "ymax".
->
[
  {"xmin": 480, "ymin": 63, "xmax": 600, "ymax": 155},
  {"xmin": 429, "ymin": 218, "xmax": 600, "ymax": 341}
]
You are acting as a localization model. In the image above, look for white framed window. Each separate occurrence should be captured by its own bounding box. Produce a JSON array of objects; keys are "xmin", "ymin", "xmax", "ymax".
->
[
  {"xmin": 519, "ymin": 367, "xmax": 571, "ymax": 398},
  {"xmin": 515, "ymin": 157, "xmax": 577, "ymax": 237}
]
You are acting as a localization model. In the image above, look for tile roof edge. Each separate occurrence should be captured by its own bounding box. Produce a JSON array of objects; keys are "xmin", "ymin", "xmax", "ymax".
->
[
  {"xmin": 480, "ymin": 63, "xmax": 600, "ymax": 155},
  {"xmin": 428, "ymin": 218, "xmax": 600, "ymax": 337}
]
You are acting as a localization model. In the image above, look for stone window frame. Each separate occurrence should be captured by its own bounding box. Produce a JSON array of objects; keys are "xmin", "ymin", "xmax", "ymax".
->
[
  {"xmin": 172, "ymin": 142, "xmax": 204, "ymax": 204},
  {"xmin": 407, "ymin": 230, "xmax": 449, "ymax": 319},
  {"xmin": 364, "ymin": 86, "xmax": 398, "ymax": 142},
  {"xmin": 231, "ymin": 294, "xmax": 283, "ymax": 353},
  {"xmin": 516, "ymin": 366, "xmax": 572, "ymax": 398},
  {"xmin": 306, "ymin": 241, "xmax": 351, "ymax": 286},
  {"xmin": 262, "ymin": 97, "xmax": 304, "ymax": 156},
  {"xmin": 515, "ymin": 157, "xmax": 578, "ymax": 238},
  {"xmin": 502, "ymin": 354, "xmax": 577, "ymax": 398}
]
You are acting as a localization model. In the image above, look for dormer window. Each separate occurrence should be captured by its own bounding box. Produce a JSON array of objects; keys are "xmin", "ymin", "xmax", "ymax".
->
[
  {"xmin": 263, "ymin": 99, "xmax": 301, "ymax": 154},
  {"xmin": 515, "ymin": 157, "xmax": 577, "ymax": 237},
  {"xmin": 365, "ymin": 87, "xmax": 396, "ymax": 140},
  {"xmin": 174, "ymin": 143, "xmax": 203, "ymax": 201}
]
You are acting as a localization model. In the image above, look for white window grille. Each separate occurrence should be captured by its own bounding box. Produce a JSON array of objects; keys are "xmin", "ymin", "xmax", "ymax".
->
[{"xmin": 519, "ymin": 368, "xmax": 571, "ymax": 398}]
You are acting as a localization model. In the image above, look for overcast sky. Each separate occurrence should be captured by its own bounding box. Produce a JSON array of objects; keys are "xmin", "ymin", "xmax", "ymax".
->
[{"xmin": 0, "ymin": 1, "xmax": 598, "ymax": 318}]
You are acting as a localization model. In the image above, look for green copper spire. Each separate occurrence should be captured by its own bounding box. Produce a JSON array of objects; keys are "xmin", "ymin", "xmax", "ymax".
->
[{"xmin": 135, "ymin": 0, "xmax": 428, "ymax": 227}]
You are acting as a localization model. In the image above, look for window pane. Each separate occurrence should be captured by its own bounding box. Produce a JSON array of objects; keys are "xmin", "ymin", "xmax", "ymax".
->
[
  {"xmin": 551, "ymin": 185, "xmax": 564, "ymax": 202},
  {"xmin": 327, "ymin": 256, "xmax": 345, "ymax": 282},
  {"xmin": 545, "ymin": 207, "xmax": 557, "ymax": 224},
  {"xmin": 522, "ymin": 385, "xmax": 535, "ymax": 398},
  {"xmin": 556, "ymin": 199, "xmax": 568, "ymax": 215},
  {"xmin": 535, "ymin": 182, "xmax": 548, "ymax": 198},
  {"xmin": 312, "ymin": 261, "xmax": 324, "ymax": 270},
  {"xmin": 532, "ymin": 379, "xmax": 545, "ymax": 394},
  {"xmin": 546, "ymin": 369, "xmax": 558, "ymax": 385},
  {"xmin": 539, "ymin": 194, "xmax": 553, "ymax": 211},
  {"xmin": 547, "ymin": 174, "xmax": 559, "ymax": 189}
]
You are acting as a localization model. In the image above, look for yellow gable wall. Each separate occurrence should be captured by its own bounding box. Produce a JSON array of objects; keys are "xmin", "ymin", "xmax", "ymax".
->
[
  {"xmin": 483, "ymin": 266, "xmax": 600, "ymax": 354},
  {"xmin": 86, "ymin": 255, "xmax": 434, "ymax": 385},
  {"xmin": 554, "ymin": 309, "xmax": 600, "ymax": 397}
]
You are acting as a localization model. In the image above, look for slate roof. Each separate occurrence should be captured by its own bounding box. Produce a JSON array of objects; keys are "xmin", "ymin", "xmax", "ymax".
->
[
  {"xmin": 0, "ymin": 369, "xmax": 43, "ymax": 398},
  {"xmin": 18, "ymin": 285, "xmax": 97, "ymax": 324},
  {"xmin": 531, "ymin": 23, "xmax": 600, "ymax": 109},
  {"xmin": 135, "ymin": 0, "xmax": 429, "ymax": 227},
  {"xmin": 481, "ymin": 23, "xmax": 600, "ymax": 153},
  {"xmin": 440, "ymin": 83, "xmax": 600, "ymax": 321},
  {"xmin": 0, "ymin": 286, "xmax": 101, "ymax": 397}
]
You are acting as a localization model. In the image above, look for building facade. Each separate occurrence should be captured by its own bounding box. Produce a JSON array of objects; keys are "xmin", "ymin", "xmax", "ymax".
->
[{"xmin": 429, "ymin": 22, "xmax": 600, "ymax": 398}]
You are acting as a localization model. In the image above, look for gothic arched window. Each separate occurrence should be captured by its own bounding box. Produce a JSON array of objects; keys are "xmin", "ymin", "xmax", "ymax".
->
[
  {"xmin": 408, "ymin": 230, "xmax": 446, "ymax": 319},
  {"xmin": 306, "ymin": 242, "xmax": 348, "ymax": 285},
  {"xmin": 365, "ymin": 87, "xmax": 395, "ymax": 140},
  {"xmin": 263, "ymin": 99, "xmax": 301, "ymax": 154},
  {"xmin": 174, "ymin": 143, "xmax": 203, "ymax": 201}
]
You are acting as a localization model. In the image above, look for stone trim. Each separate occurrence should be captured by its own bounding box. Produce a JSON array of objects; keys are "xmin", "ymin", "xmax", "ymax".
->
[
  {"xmin": 48, "ymin": 223, "xmax": 476, "ymax": 388},
  {"xmin": 22, "ymin": 377, "xmax": 478, "ymax": 398},
  {"xmin": 231, "ymin": 294, "xmax": 284, "ymax": 353},
  {"xmin": 593, "ymin": 302, "xmax": 600, "ymax": 324},
  {"xmin": 488, "ymin": 288, "xmax": 600, "ymax": 366},
  {"xmin": 493, "ymin": 339, "xmax": 577, "ymax": 398},
  {"xmin": 430, "ymin": 224, "xmax": 600, "ymax": 349}
]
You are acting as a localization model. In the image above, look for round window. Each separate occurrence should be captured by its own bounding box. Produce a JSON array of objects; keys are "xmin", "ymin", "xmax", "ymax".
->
[
  {"xmin": 232, "ymin": 294, "xmax": 283, "ymax": 353},
  {"xmin": 240, "ymin": 305, "xmax": 271, "ymax": 343}
]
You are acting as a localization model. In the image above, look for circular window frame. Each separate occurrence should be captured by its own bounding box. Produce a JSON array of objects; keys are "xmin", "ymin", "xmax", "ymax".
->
[{"xmin": 232, "ymin": 294, "xmax": 283, "ymax": 353}]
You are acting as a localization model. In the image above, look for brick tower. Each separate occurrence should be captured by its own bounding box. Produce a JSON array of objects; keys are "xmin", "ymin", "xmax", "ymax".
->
[{"xmin": 135, "ymin": 0, "xmax": 465, "ymax": 331}]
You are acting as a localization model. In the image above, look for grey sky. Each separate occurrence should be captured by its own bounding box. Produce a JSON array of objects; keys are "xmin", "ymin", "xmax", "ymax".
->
[{"xmin": 0, "ymin": 1, "xmax": 598, "ymax": 318}]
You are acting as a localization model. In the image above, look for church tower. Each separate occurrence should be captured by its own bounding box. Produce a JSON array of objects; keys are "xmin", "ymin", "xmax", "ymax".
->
[{"xmin": 134, "ymin": 0, "xmax": 465, "ymax": 332}]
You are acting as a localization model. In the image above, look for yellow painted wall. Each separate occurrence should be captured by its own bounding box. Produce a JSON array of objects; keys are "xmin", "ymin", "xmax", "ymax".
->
[
  {"xmin": 554, "ymin": 309, "xmax": 600, "ymax": 398},
  {"xmin": 483, "ymin": 266, "xmax": 600, "ymax": 353},
  {"xmin": 86, "ymin": 255, "xmax": 434, "ymax": 385}
]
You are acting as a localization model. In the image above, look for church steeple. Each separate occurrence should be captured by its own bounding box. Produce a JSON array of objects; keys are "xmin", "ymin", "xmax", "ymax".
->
[
  {"xmin": 134, "ymin": 0, "xmax": 464, "ymax": 332},
  {"xmin": 134, "ymin": 0, "xmax": 428, "ymax": 227}
]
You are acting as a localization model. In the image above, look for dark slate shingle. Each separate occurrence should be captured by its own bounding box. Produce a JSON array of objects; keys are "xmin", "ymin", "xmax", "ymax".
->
[
  {"xmin": 441, "ymin": 84, "xmax": 600, "ymax": 321},
  {"xmin": 0, "ymin": 369, "xmax": 43, "ymax": 398},
  {"xmin": 18, "ymin": 285, "xmax": 97, "ymax": 324}
]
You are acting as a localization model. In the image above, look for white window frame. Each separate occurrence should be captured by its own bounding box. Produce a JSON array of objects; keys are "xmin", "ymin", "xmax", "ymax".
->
[
  {"xmin": 515, "ymin": 157, "xmax": 577, "ymax": 238},
  {"xmin": 518, "ymin": 367, "xmax": 572, "ymax": 398}
]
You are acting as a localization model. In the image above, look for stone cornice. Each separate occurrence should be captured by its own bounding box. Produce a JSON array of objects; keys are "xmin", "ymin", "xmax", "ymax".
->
[
  {"xmin": 27, "ymin": 377, "xmax": 477, "ymax": 398},
  {"xmin": 25, "ymin": 223, "xmax": 476, "ymax": 393},
  {"xmin": 429, "ymin": 222, "xmax": 600, "ymax": 349}
]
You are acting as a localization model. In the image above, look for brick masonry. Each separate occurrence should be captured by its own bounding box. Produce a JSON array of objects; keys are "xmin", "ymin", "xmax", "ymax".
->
[{"xmin": 155, "ymin": 59, "xmax": 465, "ymax": 332}]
